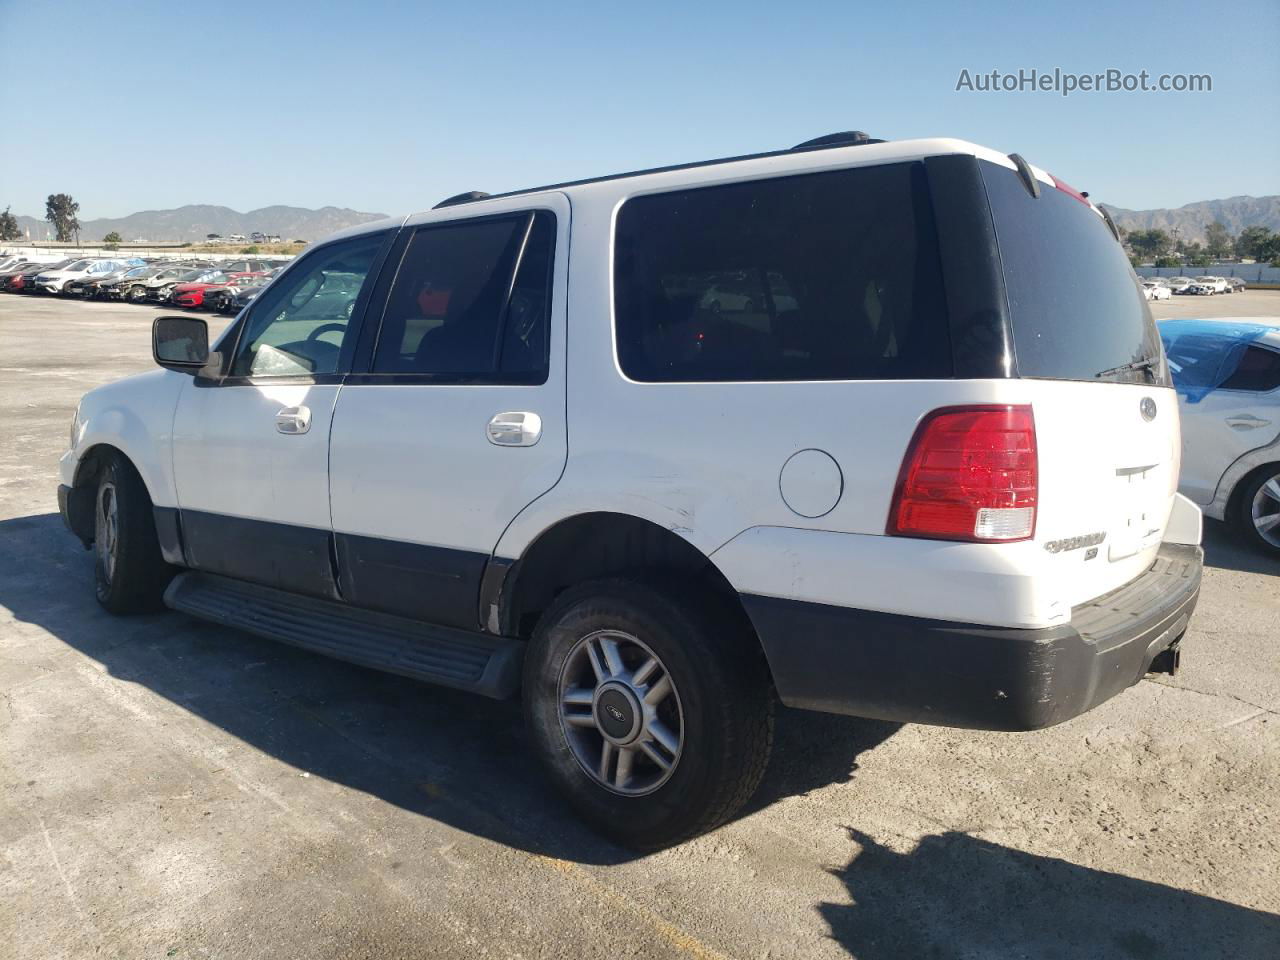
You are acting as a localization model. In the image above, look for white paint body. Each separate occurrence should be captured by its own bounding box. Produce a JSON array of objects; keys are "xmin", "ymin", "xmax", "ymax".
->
[{"xmin": 62, "ymin": 137, "xmax": 1201, "ymax": 632}]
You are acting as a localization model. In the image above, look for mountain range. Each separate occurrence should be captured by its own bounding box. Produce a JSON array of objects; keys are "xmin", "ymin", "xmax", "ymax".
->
[
  {"xmin": 7, "ymin": 195, "xmax": 1279, "ymax": 247},
  {"xmin": 10, "ymin": 204, "xmax": 388, "ymax": 244},
  {"xmin": 1100, "ymin": 195, "xmax": 1280, "ymax": 245}
]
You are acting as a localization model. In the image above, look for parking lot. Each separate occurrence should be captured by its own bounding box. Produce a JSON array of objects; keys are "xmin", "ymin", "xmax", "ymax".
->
[{"xmin": 1, "ymin": 292, "xmax": 1278, "ymax": 959}]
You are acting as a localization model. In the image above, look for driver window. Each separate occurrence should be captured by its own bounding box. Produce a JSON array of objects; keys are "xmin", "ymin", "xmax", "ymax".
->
[{"xmin": 231, "ymin": 234, "xmax": 384, "ymax": 378}]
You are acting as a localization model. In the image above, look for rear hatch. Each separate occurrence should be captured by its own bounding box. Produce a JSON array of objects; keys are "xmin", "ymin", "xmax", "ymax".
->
[{"xmin": 980, "ymin": 158, "xmax": 1179, "ymax": 608}]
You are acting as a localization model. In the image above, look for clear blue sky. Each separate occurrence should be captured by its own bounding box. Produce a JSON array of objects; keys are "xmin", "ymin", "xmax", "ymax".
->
[{"xmin": 1, "ymin": 0, "xmax": 1276, "ymax": 220}]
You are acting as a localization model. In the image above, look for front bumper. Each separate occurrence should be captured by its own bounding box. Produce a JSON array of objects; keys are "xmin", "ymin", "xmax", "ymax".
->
[
  {"xmin": 743, "ymin": 541, "xmax": 1202, "ymax": 731},
  {"xmin": 58, "ymin": 482, "xmax": 95, "ymax": 547}
]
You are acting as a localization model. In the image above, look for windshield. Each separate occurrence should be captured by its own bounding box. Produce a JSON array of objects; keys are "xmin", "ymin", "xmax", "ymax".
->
[
  {"xmin": 980, "ymin": 160, "xmax": 1168, "ymax": 386},
  {"xmin": 63, "ymin": 260, "xmax": 91, "ymax": 271}
]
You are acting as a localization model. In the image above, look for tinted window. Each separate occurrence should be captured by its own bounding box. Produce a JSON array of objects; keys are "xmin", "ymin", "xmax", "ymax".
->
[
  {"xmin": 1221, "ymin": 345, "xmax": 1280, "ymax": 392},
  {"xmin": 231, "ymin": 233, "xmax": 384, "ymax": 378},
  {"xmin": 614, "ymin": 162, "xmax": 950, "ymax": 382},
  {"xmin": 372, "ymin": 211, "xmax": 555, "ymax": 380},
  {"xmin": 981, "ymin": 161, "xmax": 1167, "ymax": 385}
]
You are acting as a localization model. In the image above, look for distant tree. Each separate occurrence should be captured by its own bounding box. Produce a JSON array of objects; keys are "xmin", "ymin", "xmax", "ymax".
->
[
  {"xmin": 240, "ymin": 245, "xmax": 261, "ymax": 254},
  {"xmin": 102, "ymin": 231, "xmax": 122, "ymax": 245},
  {"xmin": 0, "ymin": 206, "xmax": 20, "ymax": 241},
  {"xmin": 1154, "ymin": 255, "xmax": 1181, "ymax": 268},
  {"xmin": 1234, "ymin": 226, "xmax": 1275, "ymax": 262},
  {"xmin": 1127, "ymin": 228, "xmax": 1172, "ymax": 261},
  {"xmin": 206, "ymin": 233, "xmax": 221, "ymax": 240},
  {"xmin": 1203, "ymin": 221, "xmax": 1233, "ymax": 260},
  {"xmin": 45, "ymin": 194, "xmax": 80, "ymax": 243}
]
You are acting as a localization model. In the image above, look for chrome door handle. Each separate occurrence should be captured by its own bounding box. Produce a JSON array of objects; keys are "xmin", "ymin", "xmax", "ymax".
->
[
  {"xmin": 1226, "ymin": 414, "xmax": 1271, "ymax": 430},
  {"xmin": 487, "ymin": 411, "xmax": 542, "ymax": 446},
  {"xmin": 275, "ymin": 405, "xmax": 312, "ymax": 435}
]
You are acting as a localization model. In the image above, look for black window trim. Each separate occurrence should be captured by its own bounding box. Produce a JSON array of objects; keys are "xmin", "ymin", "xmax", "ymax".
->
[
  {"xmin": 348, "ymin": 207, "xmax": 558, "ymax": 387},
  {"xmin": 202, "ymin": 228, "xmax": 399, "ymax": 388}
]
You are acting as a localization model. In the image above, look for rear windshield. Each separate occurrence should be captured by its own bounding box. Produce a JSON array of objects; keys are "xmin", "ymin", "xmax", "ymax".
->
[
  {"xmin": 613, "ymin": 162, "xmax": 951, "ymax": 382},
  {"xmin": 980, "ymin": 161, "xmax": 1167, "ymax": 386}
]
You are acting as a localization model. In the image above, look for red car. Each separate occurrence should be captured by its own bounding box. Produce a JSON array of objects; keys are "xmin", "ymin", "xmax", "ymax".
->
[{"xmin": 171, "ymin": 271, "xmax": 265, "ymax": 309}]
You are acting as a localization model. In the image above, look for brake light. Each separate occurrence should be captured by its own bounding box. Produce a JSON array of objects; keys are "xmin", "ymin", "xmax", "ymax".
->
[
  {"xmin": 889, "ymin": 405, "xmax": 1038, "ymax": 542},
  {"xmin": 1050, "ymin": 174, "xmax": 1091, "ymax": 206}
]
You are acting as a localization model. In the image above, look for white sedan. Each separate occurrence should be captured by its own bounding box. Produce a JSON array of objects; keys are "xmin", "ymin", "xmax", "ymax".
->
[
  {"xmin": 1142, "ymin": 281, "xmax": 1171, "ymax": 301},
  {"xmin": 1160, "ymin": 317, "xmax": 1280, "ymax": 554}
]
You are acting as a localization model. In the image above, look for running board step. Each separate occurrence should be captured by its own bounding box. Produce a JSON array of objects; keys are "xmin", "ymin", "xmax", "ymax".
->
[{"xmin": 164, "ymin": 571, "xmax": 522, "ymax": 698}]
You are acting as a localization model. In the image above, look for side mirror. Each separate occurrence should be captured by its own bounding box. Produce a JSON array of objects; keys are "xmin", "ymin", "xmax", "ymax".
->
[{"xmin": 153, "ymin": 316, "xmax": 212, "ymax": 373}]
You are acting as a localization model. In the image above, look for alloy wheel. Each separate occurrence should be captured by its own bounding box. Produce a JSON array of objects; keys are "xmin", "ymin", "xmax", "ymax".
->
[
  {"xmin": 1250, "ymin": 473, "xmax": 1280, "ymax": 548},
  {"xmin": 96, "ymin": 481, "xmax": 119, "ymax": 584},
  {"xmin": 558, "ymin": 629, "xmax": 684, "ymax": 796}
]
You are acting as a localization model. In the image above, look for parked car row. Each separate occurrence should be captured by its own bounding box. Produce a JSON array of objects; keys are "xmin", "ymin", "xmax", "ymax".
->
[
  {"xmin": 0, "ymin": 254, "xmax": 287, "ymax": 313},
  {"xmin": 1139, "ymin": 275, "xmax": 1247, "ymax": 299}
]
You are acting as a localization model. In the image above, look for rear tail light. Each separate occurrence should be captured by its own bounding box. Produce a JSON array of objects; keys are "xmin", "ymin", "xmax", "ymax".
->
[{"xmin": 888, "ymin": 405, "xmax": 1038, "ymax": 543}]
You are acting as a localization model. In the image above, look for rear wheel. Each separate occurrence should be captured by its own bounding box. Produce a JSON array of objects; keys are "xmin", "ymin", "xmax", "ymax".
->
[
  {"xmin": 93, "ymin": 454, "xmax": 174, "ymax": 613},
  {"xmin": 1232, "ymin": 465, "xmax": 1280, "ymax": 555},
  {"xmin": 524, "ymin": 579, "xmax": 773, "ymax": 850}
]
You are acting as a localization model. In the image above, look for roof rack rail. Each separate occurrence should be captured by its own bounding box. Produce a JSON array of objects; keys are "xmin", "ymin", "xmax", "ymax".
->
[
  {"xmin": 791, "ymin": 131, "xmax": 883, "ymax": 151},
  {"xmin": 433, "ymin": 190, "xmax": 491, "ymax": 209}
]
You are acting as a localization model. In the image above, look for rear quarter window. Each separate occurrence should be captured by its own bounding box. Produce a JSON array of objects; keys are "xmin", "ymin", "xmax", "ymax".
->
[
  {"xmin": 980, "ymin": 161, "xmax": 1167, "ymax": 386},
  {"xmin": 613, "ymin": 162, "xmax": 951, "ymax": 382}
]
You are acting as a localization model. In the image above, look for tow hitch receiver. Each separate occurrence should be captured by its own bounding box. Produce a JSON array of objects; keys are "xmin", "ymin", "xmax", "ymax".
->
[{"xmin": 1145, "ymin": 615, "xmax": 1188, "ymax": 677}]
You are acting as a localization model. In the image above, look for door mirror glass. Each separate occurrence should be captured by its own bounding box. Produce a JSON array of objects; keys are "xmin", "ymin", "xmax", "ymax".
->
[{"xmin": 153, "ymin": 316, "xmax": 210, "ymax": 370}]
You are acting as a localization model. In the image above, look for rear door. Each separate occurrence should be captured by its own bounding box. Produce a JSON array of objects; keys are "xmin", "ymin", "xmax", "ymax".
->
[
  {"xmin": 980, "ymin": 160, "xmax": 1181, "ymax": 605},
  {"xmin": 1161, "ymin": 333, "xmax": 1280, "ymax": 503},
  {"xmin": 327, "ymin": 194, "xmax": 568, "ymax": 630}
]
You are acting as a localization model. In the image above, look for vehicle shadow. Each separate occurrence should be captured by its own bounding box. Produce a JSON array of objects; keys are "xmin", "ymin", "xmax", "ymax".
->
[
  {"xmin": 0, "ymin": 512, "xmax": 897, "ymax": 867},
  {"xmin": 823, "ymin": 827, "xmax": 1280, "ymax": 959},
  {"xmin": 1201, "ymin": 518, "xmax": 1278, "ymax": 577}
]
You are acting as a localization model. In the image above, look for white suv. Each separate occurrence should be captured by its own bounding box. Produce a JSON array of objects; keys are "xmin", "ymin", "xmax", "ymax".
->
[{"xmin": 58, "ymin": 134, "xmax": 1204, "ymax": 849}]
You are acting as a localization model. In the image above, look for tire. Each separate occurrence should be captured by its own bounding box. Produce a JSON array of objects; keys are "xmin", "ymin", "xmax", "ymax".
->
[
  {"xmin": 1231, "ymin": 465, "xmax": 1280, "ymax": 556},
  {"xmin": 93, "ymin": 453, "xmax": 174, "ymax": 613},
  {"xmin": 741, "ymin": 297, "xmax": 754, "ymax": 313},
  {"xmin": 523, "ymin": 578, "xmax": 773, "ymax": 850}
]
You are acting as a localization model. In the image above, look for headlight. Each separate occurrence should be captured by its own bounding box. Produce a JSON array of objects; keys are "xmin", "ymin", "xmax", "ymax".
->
[{"xmin": 69, "ymin": 404, "xmax": 81, "ymax": 450}]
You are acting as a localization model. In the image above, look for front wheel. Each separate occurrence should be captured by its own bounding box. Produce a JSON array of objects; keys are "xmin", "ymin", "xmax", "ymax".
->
[
  {"xmin": 524, "ymin": 579, "xmax": 773, "ymax": 850},
  {"xmin": 94, "ymin": 454, "xmax": 174, "ymax": 613},
  {"xmin": 1234, "ymin": 466, "xmax": 1280, "ymax": 555}
]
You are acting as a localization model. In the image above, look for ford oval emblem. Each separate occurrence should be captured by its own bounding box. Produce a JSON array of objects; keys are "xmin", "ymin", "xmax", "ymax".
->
[{"xmin": 1140, "ymin": 397, "xmax": 1157, "ymax": 421}]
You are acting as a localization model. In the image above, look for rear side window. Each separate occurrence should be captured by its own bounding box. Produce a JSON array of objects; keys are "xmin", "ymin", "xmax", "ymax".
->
[
  {"xmin": 981, "ymin": 161, "xmax": 1167, "ymax": 386},
  {"xmin": 1221, "ymin": 346, "xmax": 1280, "ymax": 392},
  {"xmin": 613, "ymin": 162, "xmax": 951, "ymax": 382},
  {"xmin": 372, "ymin": 211, "xmax": 555, "ymax": 381}
]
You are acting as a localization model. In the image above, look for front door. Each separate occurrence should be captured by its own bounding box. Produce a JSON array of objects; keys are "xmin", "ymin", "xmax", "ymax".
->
[
  {"xmin": 170, "ymin": 230, "xmax": 392, "ymax": 596},
  {"xmin": 327, "ymin": 195, "xmax": 569, "ymax": 630}
]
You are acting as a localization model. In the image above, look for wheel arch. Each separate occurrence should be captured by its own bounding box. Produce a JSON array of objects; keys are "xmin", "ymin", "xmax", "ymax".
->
[
  {"xmin": 1225, "ymin": 459, "xmax": 1280, "ymax": 522},
  {"xmin": 493, "ymin": 511, "xmax": 767, "ymax": 665}
]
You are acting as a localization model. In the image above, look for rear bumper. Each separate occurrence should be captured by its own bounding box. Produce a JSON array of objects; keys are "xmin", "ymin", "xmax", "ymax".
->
[{"xmin": 743, "ymin": 542, "xmax": 1202, "ymax": 731}]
